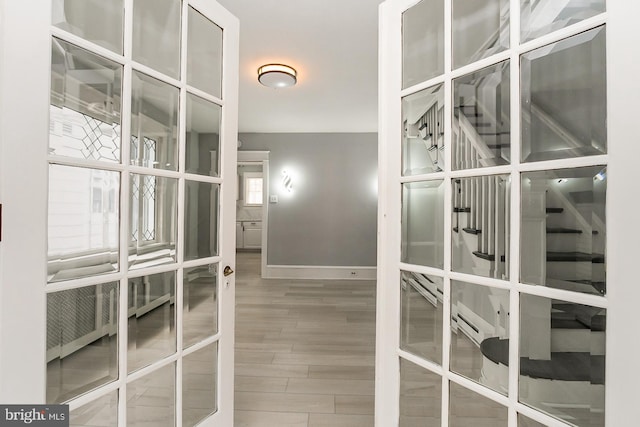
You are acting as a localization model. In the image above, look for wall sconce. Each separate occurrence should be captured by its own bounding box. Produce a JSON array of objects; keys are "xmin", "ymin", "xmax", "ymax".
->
[{"xmin": 282, "ymin": 170, "xmax": 293, "ymax": 192}]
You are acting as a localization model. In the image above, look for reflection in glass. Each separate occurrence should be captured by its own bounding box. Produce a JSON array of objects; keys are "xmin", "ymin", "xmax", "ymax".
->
[
  {"xmin": 183, "ymin": 343, "xmax": 218, "ymax": 426},
  {"xmin": 521, "ymin": 166, "xmax": 606, "ymax": 295},
  {"xmin": 451, "ymin": 281, "xmax": 509, "ymax": 395},
  {"xmin": 132, "ymin": 0, "xmax": 181, "ymax": 79},
  {"xmin": 48, "ymin": 165, "xmax": 120, "ymax": 282},
  {"xmin": 129, "ymin": 175, "xmax": 177, "ymax": 269},
  {"xmin": 184, "ymin": 265, "xmax": 219, "ymax": 349},
  {"xmin": 449, "ymin": 382, "xmax": 508, "ymax": 426},
  {"xmin": 520, "ymin": 295, "xmax": 605, "ymax": 427},
  {"xmin": 402, "ymin": 84, "xmax": 445, "ymax": 175},
  {"xmin": 399, "ymin": 358, "xmax": 441, "ymax": 426},
  {"xmin": 452, "ymin": 0, "xmax": 509, "ymax": 68},
  {"xmin": 453, "ymin": 61, "xmax": 510, "ymax": 170},
  {"xmin": 400, "ymin": 271, "xmax": 443, "ymax": 365},
  {"xmin": 402, "ymin": 181, "xmax": 445, "ymax": 268},
  {"xmin": 127, "ymin": 363, "xmax": 176, "ymax": 427},
  {"xmin": 187, "ymin": 7, "xmax": 223, "ymax": 97},
  {"xmin": 52, "ymin": 0, "xmax": 124, "ymax": 53},
  {"xmin": 50, "ymin": 38, "xmax": 122, "ymax": 163},
  {"xmin": 402, "ymin": 0, "xmax": 444, "ymax": 88},
  {"xmin": 131, "ymin": 71, "xmax": 179, "ymax": 171},
  {"xmin": 521, "ymin": 27, "xmax": 607, "ymax": 163},
  {"xmin": 521, "ymin": 0, "xmax": 606, "ymax": 42},
  {"xmin": 186, "ymin": 94, "xmax": 221, "ymax": 177},
  {"xmin": 518, "ymin": 414, "xmax": 547, "ymax": 427},
  {"xmin": 452, "ymin": 175, "xmax": 510, "ymax": 279},
  {"xmin": 47, "ymin": 283, "xmax": 119, "ymax": 403},
  {"xmin": 70, "ymin": 391, "xmax": 118, "ymax": 427},
  {"xmin": 128, "ymin": 271, "xmax": 176, "ymax": 373},
  {"xmin": 185, "ymin": 181, "xmax": 219, "ymax": 261}
]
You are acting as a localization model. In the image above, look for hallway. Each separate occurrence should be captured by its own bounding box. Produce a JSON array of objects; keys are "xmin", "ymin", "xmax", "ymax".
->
[{"xmin": 234, "ymin": 252, "xmax": 377, "ymax": 427}]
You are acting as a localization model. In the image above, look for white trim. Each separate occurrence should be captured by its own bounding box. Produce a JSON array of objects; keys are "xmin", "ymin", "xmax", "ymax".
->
[
  {"xmin": 0, "ymin": 0, "xmax": 51, "ymax": 403},
  {"xmin": 264, "ymin": 265, "xmax": 377, "ymax": 281}
]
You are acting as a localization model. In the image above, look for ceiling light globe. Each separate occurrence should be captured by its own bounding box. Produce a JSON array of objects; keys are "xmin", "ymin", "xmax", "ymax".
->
[{"xmin": 258, "ymin": 64, "xmax": 297, "ymax": 88}]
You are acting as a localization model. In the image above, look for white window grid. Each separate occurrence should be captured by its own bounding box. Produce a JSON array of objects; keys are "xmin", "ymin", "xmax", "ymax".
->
[
  {"xmin": 388, "ymin": 1, "xmax": 608, "ymax": 426},
  {"xmin": 45, "ymin": 1, "xmax": 230, "ymax": 424}
]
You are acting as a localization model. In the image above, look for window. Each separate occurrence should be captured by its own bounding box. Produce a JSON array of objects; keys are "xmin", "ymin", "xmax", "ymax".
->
[{"xmin": 243, "ymin": 172, "xmax": 263, "ymax": 206}]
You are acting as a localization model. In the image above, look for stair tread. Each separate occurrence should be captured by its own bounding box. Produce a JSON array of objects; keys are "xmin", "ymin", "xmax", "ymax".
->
[
  {"xmin": 547, "ymin": 251, "xmax": 605, "ymax": 263},
  {"xmin": 473, "ymin": 251, "xmax": 495, "ymax": 261},
  {"xmin": 546, "ymin": 227, "xmax": 583, "ymax": 234},
  {"xmin": 480, "ymin": 338, "xmax": 604, "ymax": 384},
  {"xmin": 463, "ymin": 227, "xmax": 482, "ymax": 235},
  {"xmin": 546, "ymin": 207, "xmax": 564, "ymax": 213}
]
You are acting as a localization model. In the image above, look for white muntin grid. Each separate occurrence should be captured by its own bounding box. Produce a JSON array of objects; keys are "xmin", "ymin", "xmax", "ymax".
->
[
  {"xmin": 43, "ymin": 1, "xmax": 236, "ymax": 425},
  {"xmin": 378, "ymin": 0, "xmax": 609, "ymax": 426}
]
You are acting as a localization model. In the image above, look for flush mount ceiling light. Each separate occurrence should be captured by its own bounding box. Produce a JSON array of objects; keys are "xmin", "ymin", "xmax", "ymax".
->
[{"xmin": 258, "ymin": 64, "xmax": 297, "ymax": 88}]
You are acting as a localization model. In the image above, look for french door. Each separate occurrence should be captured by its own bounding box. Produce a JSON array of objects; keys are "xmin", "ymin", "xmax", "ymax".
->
[
  {"xmin": 0, "ymin": 1, "xmax": 238, "ymax": 426},
  {"xmin": 377, "ymin": 0, "xmax": 640, "ymax": 426}
]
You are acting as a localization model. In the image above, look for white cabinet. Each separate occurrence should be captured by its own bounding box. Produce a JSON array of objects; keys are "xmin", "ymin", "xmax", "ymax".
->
[
  {"xmin": 243, "ymin": 221, "xmax": 262, "ymax": 249},
  {"xmin": 236, "ymin": 221, "xmax": 262, "ymax": 249}
]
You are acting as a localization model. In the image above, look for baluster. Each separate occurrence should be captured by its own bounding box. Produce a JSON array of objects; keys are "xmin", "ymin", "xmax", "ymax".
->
[{"xmin": 487, "ymin": 175, "xmax": 495, "ymax": 262}]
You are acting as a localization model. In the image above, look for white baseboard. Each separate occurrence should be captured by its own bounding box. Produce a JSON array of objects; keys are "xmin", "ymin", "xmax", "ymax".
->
[{"xmin": 264, "ymin": 264, "xmax": 377, "ymax": 280}]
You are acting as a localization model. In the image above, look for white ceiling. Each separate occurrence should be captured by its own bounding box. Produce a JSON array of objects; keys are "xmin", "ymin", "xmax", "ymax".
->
[{"xmin": 215, "ymin": 0, "xmax": 384, "ymax": 133}]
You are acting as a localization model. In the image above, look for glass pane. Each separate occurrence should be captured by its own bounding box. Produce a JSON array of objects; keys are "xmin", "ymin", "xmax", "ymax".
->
[
  {"xmin": 402, "ymin": 84, "xmax": 445, "ymax": 175},
  {"xmin": 131, "ymin": 71, "xmax": 179, "ymax": 171},
  {"xmin": 400, "ymin": 271, "xmax": 443, "ymax": 365},
  {"xmin": 449, "ymin": 382, "xmax": 508, "ymax": 426},
  {"xmin": 453, "ymin": 61, "xmax": 510, "ymax": 170},
  {"xmin": 452, "ymin": 175, "xmax": 510, "ymax": 279},
  {"xmin": 48, "ymin": 165, "xmax": 120, "ymax": 282},
  {"xmin": 521, "ymin": 0, "xmax": 606, "ymax": 42},
  {"xmin": 132, "ymin": 0, "xmax": 181, "ymax": 79},
  {"xmin": 52, "ymin": 0, "xmax": 124, "ymax": 53},
  {"xmin": 128, "ymin": 271, "xmax": 176, "ymax": 373},
  {"xmin": 186, "ymin": 94, "xmax": 222, "ymax": 176},
  {"xmin": 50, "ymin": 38, "xmax": 122, "ymax": 163},
  {"xmin": 183, "ymin": 342, "xmax": 218, "ymax": 426},
  {"xmin": 521, "ymin": 166, "xmax": 606, "ymax": 295},
  {"xmin": 185, "ymin": 181, "xmax": 219, "ymax": 261},
  {"xmin": 517, "ymin": 414, "xmax": 547, "ymax": 427},
  {"xmin": 452, "ymin": 0, "xmax": 509, "ymax": 69},
  {"xmin": 187, "ymin": 7, "xmax": 223, "ymax": 97},
  {"xmin": 399, "ymin": 358, "xmax": 441, "ymax": 426},
  {"xmin": 451, "ymin": 281, "xmax": 510, "ymax": 395},
  {"xmin": 520, "ymin": 295, "xmax": 605, "ymax": 427},
  {"xmin": 402, "ymin": 0, "xmax": 444, "ymax": 88},
  {"xmin": 127, "ymin": 363, "xmax": 176, "ymax": 427},
  {"xmin": 521, "ymin": 27, "xmax": 607, "ymax": 163},
  {"xmin": 70, "ymin": 391, "xmax": 118, "ymax": 426},
  {"xmin": 129, "ymin": 174, "xmax": 177, "ymax": 269},
  {"xmin": 402, "ymin": 180, "xmax": 445, "ymax": 269},
  {"xmin": 184, "ymin": 265, "xmax": 219, "ymax": 348},
  {"xmin": 47, "ymin": 282, "xmax": 119, "ymax": 403}
]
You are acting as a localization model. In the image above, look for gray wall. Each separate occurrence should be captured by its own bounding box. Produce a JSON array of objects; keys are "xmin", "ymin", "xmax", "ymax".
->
[{"xmin": 239, "ymin": 133, "xmax": 378, "ymax": 267}]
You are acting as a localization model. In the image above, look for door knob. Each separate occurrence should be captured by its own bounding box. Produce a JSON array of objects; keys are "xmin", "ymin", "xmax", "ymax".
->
[{"xmin": 223, "ymin": 266, "xmax": 234, "ymax": 277}]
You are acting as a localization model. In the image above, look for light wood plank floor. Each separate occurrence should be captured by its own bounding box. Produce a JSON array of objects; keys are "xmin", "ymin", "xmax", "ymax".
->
[{"xmin": 234, "ymin": 252, "xmax": 377, "ymax": 427}]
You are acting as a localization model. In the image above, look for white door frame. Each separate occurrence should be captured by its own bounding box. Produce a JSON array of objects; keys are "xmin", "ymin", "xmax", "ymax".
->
[
  {"xmin": 237, "ymin": 150, "xmax": 270, "ymax": 278},
  {"xmin": 0, "ymin": 1, "xmax": 239, "ymax": 426},
  {"xmin": 376, "ymin": 0, "xmax": 640, "ymax": 426}
]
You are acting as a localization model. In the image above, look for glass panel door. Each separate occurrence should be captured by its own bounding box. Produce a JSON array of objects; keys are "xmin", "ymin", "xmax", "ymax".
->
[
  {"xmin": 378, "ymin": 0, "xmax": 610, "ymax": 426},
  {"xmin": 44, "ymin": 1, "xmax": 238, "ymax": 426}
]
